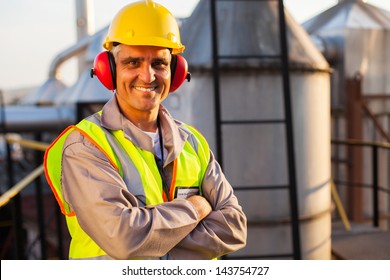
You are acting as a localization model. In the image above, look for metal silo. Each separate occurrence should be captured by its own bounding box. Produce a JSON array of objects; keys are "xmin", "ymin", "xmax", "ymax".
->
[
  {"xmin": 303, "ymin": 0, "xmax": 390, "ymax": 224},
  {"xmin": 20, "ymin": 78, "xmax": 67, "ymax": 106},
  {"xmin": 163, "ymin": 0, "xmax": 332, "ymax": 259}
]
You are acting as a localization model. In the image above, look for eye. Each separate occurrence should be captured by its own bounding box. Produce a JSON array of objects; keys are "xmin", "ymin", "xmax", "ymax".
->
[
  {"xmin": 121, "ymin": 58, "xmax": 139, "ymax": 67},
  {"xmin": 127, "ymin": 60, "xmax": 138, "ymax": 66},
  {"xmin": 152, "ymin": 60, "xmax": 168, "ymax": 69}
]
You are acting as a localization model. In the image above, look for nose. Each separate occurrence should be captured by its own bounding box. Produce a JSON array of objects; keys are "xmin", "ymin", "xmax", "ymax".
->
[{"xmin": 138, "ymin": 63, "xmax": 156, "ymax": 83}]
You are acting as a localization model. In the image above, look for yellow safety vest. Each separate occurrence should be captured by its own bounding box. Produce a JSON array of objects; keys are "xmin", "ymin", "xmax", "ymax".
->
[{"xmin": 44, "ymin": 112, "xmax": 210, "ymax": 259}]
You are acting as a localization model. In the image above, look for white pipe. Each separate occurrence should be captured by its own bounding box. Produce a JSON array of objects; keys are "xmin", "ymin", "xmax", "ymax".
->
[
  {"xmin": 76, "ymin": 0, "xmax": 95, "ymax": 75},
  {"xmin": 48, "ymin": 0, "xmax": 95, "ymax": 80},
  {"xmin": 48, "ymin": 32, "xmax": 93, "ymax": 80},
  {"xmin": 2, "ymin": 105, "xmax": 75, "ymax": 133},
  {"xmin": 76, "ymin": 0, "xmax": 95, "ymax": 38}
]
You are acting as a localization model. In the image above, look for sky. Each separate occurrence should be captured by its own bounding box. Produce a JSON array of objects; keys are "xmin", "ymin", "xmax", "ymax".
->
[{"xmin": 1, "ymin": 0, "xmax": 390, "ymax": 92}]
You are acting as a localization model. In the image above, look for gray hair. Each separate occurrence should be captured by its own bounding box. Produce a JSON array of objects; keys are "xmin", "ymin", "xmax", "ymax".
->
[
  {"xmin": 110, "ymin": 44, "xmax": 172, "ymax": 63},
  {"xmin": 111, "ymin": 44, "xmax": 122, "ymax": 63}
]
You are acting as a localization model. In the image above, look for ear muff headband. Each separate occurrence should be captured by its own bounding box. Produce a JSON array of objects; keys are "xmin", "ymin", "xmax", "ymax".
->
[
  {"xmin": 91, "ymin": 51, "xmax": 191, "ymax": 92},
  {"xmin": 108, "ymin": 52, "xmax": 117, "ymax": 90}
]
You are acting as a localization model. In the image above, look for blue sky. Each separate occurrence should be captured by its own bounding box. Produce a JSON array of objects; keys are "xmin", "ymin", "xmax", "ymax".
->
[{"xmin": 1, "ymin": 0, "xmax": 390, "ymax": 91}]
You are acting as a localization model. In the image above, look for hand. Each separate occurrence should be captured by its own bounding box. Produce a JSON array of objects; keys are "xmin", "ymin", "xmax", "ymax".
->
[{"xmin": 186, "ymin": 195, "xmax": 212, "ymax": 221}]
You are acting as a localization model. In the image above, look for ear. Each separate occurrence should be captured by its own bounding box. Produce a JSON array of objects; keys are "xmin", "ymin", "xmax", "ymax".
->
[
  {"xmin": 170, "ymin": 54, "xmax": 191, "ymax": 93},
  {"xmin": 90, "ymin": 51, "xmax": 116, "ymax": 91}
]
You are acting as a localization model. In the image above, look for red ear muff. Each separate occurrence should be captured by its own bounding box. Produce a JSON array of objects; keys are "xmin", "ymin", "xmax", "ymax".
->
[
  {"xmin": 90, "ymin": 51, "xmax": 191, "ymax": 93},
  {"xmin": 170, "ymin": 55, "xmax": 191, "ymax": 93},
  {"xmin": 90, "ymin": 51, "xmax": 116, "ymax": 91}
]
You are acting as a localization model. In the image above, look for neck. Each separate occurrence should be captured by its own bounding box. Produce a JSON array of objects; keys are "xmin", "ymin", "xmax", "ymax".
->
[
  {"xmin": 136, "ymin": 119, "xmax": 158, "ymax": 132},
  {"xmin": 122, "ymin": 109, "xmax": 159, "ymax": 132}
]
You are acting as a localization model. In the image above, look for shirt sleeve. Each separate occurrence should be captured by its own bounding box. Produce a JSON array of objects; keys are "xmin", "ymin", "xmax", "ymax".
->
[
  {"xmin": 61, "ymin": 130, "xmax": 201, "ymax": 259},
  {"xmin": 168, "ymin": 151, "xmax": 247, "ymax": 259}
]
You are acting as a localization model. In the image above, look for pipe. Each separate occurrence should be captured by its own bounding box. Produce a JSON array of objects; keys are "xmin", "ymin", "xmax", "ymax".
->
[
  {"xmin": 1, "ymin": 105, "xmax": 75, "ymax": 133},
  {"xmin": 310, "ymin": 35, "xmax": 343, "ymax": 64},
  {"xmin": 48, "ymin": 35, "xmax": 93, "ymax": 80},
  {"xmin": 48, "ymin": 0, "xmax": 95, "ymax": 80},
  {"xmin": 331, "ymin": 179, "xmax": 351, "ymax": 231},
  {"xmin": 5, "ymin": 136, "xmax": 49, "ymax": 152},
  {"xmin": 75, "ymin": 0, "xmax": 94, "ymax": 39},
  {"xmin": 75, "ymin": 0, "xmax": 95, "ymax": 75},
  {"xmin": 0, "ymin": 164, "xmax": 44, "ymax": 208},
  {"xmin": 47, "ymin": 27, "xmax": 108, "ymax": 82}
]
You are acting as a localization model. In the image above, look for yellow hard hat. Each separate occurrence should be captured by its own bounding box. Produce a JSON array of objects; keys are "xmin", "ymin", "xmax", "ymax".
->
[{"xmin": 103, "ymin": 1, "xmax": 185, "ymax": 54}]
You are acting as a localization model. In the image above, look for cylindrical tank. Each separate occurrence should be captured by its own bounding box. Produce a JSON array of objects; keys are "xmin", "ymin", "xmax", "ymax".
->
[
  {"xmin": 20, "ymin": 78, "xmax": 67, "ymax": 106},
  {"xmin": 303, "ymin": 0, "xmax": 390, "ymax": 225},
  {"xmin": 163, "ymin": 0, "xmax": 331, "ymax": 259}
]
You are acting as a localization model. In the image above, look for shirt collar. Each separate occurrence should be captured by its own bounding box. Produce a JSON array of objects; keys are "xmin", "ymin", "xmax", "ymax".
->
[{"xmin": 100, "ymin": 96, "xmax": 188, "ymax": 165}]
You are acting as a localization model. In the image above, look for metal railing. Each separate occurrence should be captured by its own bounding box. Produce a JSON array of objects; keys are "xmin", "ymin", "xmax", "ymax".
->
[
  {"xmin": 0, "ymin": 135, "xmax": 67, "ymax": 259},
  {"xmin": 331, "ymin": 138, "xmax": 390, "ymax": 228}
]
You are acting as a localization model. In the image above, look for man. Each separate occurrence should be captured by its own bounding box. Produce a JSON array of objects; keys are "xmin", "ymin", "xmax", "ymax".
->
[{"xmin": 44, "ymin": 0, "xmax": 246, "ymax": 260}]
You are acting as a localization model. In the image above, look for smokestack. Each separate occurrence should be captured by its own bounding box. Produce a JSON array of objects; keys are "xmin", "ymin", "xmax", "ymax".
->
[{"xmin": 75, "ymin": 0, "xmax": 95, "ymax": 76}]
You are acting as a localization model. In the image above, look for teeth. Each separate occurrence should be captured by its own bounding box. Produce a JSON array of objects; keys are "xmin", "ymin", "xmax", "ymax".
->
[{"xmin": 134, "ymin": 86, "xmax": 157, "ymax": 92}]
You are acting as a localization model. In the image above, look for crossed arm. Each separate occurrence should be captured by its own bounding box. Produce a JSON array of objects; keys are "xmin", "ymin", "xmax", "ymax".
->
[{"xmin": 61, "ymin": 131, "xmax": 247, "ymax": 259}]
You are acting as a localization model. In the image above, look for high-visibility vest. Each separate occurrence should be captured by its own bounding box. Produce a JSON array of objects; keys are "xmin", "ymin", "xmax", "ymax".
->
[{"xmin": 44, "ymin": 112, "xmax": 210, "ymax": 259}]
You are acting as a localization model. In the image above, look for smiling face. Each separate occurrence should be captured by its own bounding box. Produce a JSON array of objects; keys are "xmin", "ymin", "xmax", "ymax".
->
[{"xmin": 113, "ymin": 44, "xmax": 171, "ymax": 128}]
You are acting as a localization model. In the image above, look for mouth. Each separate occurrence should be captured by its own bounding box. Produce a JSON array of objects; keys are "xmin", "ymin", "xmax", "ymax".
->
[{"xmin": 133, "ymin": 86, "xmax": 158, "ymax": 92}]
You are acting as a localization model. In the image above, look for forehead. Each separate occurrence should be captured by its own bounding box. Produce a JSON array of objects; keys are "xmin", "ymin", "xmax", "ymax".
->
[{"xmin": 117, "ymin": 45, "xmax": 170, "ymax": 58}]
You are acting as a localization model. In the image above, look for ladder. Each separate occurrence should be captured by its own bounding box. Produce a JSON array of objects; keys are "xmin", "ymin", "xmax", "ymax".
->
[{"xmin": 210, "ymin": 0, "xmax": 301, "ymax": 259}]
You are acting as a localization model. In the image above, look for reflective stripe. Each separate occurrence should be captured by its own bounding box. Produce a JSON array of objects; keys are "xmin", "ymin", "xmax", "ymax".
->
[
  {"xmin": 70, "ymin": 255, "xmax": 114, "ymax": 260},
  {"xmin": 69, "ymin": 255, "xmax": 163, "ymax": 260},
  {"xmin": 180, "ymin": 125, "xmax": 199, "ymax": 154},
  {"xmin": 44, "ymin": 126, "xmax": 76, "ymax": 216},
  {"xmin": 86, "ymin": 114, "xmax": 147, "ymax": 205}
]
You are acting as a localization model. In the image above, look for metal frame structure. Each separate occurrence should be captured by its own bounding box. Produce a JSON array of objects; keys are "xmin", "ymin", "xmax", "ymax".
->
[{"xmin": 332, "ymin": 139, "xmax": 390, "ymax": 228}]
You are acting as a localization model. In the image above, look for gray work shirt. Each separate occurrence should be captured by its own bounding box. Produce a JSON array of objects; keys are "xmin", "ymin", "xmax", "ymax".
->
[{"xmin": 61, "ymin": 96, "xmax": 247, "ymax": 259}]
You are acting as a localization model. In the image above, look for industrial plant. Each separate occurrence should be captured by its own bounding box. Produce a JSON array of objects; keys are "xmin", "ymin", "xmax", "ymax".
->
[{"xmin": 0, "ymin": 0, "xmax": 389, "ymax": 260}]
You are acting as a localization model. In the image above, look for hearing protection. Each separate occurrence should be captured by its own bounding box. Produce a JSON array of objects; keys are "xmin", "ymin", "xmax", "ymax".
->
[{"xmin": 90, "ymin": 51, "xmax": 191, "ymax": 93}]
